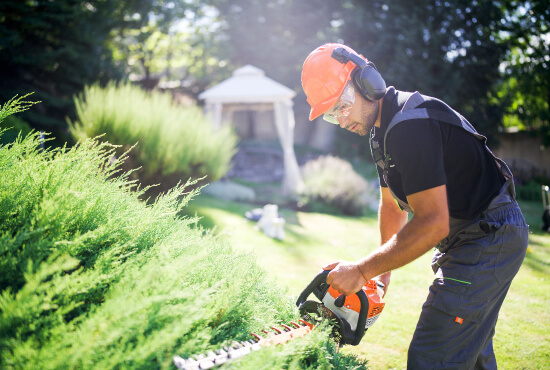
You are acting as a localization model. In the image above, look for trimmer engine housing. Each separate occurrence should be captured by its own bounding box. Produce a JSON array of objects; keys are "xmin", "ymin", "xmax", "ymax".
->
[{"xmin": 296, "ymin": 270, "xmax": 385, "ymax": 346}]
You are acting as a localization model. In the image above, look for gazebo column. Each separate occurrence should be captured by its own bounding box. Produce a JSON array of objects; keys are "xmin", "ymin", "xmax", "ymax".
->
[
  {"xmin": 274, "ymin": 100, "xmax": 303, "ymax": 195},
  {"xmin": 221, "ymin": 106, "xmax": 233, "ymax": 126},
  {"xmin": 204, "ymin": 102, "xmax": 223, "ymax": 129}
]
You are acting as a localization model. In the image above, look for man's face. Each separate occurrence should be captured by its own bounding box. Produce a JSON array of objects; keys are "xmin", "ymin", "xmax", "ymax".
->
[{"xmin": 336, "ymin": 90, "xmax": 379, "ymax": 136}]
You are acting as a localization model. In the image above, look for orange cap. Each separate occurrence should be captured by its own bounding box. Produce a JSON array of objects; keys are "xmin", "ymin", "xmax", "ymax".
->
[{"xmin": 301, "ymin": 43, "xmax": 366, "ymax": 121}]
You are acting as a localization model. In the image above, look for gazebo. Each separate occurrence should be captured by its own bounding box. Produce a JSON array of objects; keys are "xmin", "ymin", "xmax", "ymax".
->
[{"xmin": 198, "ymin": 65, "xmax": 303, "ymax": 194}]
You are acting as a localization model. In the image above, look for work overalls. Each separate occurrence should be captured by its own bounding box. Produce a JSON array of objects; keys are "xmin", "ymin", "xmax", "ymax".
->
[{"xmin": 372, "ymin": 92, "xmax": 529, "ymax": 369}]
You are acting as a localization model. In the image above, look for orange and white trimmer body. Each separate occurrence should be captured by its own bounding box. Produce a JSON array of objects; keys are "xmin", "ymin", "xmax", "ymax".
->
[
  {"xmin": 296, "ymin": 270, "xmax": 385, "ymax": 346},
  {"xmin": 323, "ymin": 280, "xmax": 385, "ymax": 332}
]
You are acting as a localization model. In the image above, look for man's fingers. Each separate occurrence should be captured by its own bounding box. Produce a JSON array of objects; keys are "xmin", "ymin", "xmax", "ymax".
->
[
  {"xmin": 323, "ymin": 262, "xmax": 340, "ymax": 285},
  {"xmin": 322, "ymin": 261, "xmax": 363, "ymax": 295},
  {"xmin": 322, "ymin": 261, "xmax": 340, "ymax": 271},
  {"xmin": 328, "ymin": 280, "xmax": 345, "ymax": 295}
]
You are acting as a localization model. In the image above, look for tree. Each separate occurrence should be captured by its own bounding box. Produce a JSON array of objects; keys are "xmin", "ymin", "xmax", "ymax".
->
[
  {"xmin": 0, "ymin": 0, "xmax": 128, "ymax": 141},
  {"xmin": 206, "ymin": 0, "xmax": 341, "ymax": 90},
  {"xmin": 0, "ymin": 0, "xmax": 204, "ymax": 141},
  {"xmin": 498, "ymin": 0, "xmax": 549, "ymax": 145},
  {"xmin": 335, "ymin": 0, "xmax": 512, "ymax": 142},
  {"xmin": 2, "ymin": 0, "xmax": 544, "ymax": 149},
  {"xmin": 111, "ymin": 2, "xmax": 234, "ymax": 96},
  {"xmin": 109, "ymin": 0, "xmax": 189, "ymax": 88}
]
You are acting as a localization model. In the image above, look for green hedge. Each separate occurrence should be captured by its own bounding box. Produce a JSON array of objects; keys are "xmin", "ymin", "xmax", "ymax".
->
[
  {"xmin": 0, "ymin": 107, "xmax": 366, "ymax": 368},
  {"xmin": 0, "ymin": 94, "xmax": 37, "ymax": 145},
  {"xmin": 69, "ymin": 83, "xmax": 237, "ymax": 195}
]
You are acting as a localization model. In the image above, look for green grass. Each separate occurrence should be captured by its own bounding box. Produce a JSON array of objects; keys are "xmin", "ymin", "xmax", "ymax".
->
[
  {"xmin": 184, "ymin": 196, "xmax": 381, "ymax": 291},
  {"xmin": 183, "ymin": 194, "xmax": 550, "ymax": 370}
]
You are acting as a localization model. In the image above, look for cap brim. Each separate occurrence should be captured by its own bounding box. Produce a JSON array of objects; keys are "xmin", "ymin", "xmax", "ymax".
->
[{"xmin": 308, "ymin": 96, "xmax": 339, "ymax": 121}]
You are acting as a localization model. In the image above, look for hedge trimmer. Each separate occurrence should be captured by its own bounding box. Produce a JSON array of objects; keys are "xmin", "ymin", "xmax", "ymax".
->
[{"xmin": 173, "ymin": 269, "xmax": 385, "ymax": 369}]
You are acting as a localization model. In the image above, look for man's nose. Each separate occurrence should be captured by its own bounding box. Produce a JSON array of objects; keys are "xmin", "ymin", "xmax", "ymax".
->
[{"xmin": 338, "ymin": 117, "xmax": 348, "ymax": 128}]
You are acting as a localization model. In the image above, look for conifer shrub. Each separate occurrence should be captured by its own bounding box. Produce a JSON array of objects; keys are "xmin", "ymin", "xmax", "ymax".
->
[
  {"xmin": 68, "ymin": 83, "xmax": 237, "ymax": 195},
  {"xmin": 0, "ymin": 94, "xmax": 37, "ymax": 146},
  {"xmin": 299, "ymin": 155, "xmax": 378, "ymax": 216},
  {"xmin": 0, "ymin": 100, "xmax": 367, "ymax": 369}
]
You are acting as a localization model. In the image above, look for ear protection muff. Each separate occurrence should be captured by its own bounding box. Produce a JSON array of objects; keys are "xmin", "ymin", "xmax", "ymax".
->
[{"xmin": 331, "ymin": 47, "xmax": 386, "ymax": 101}]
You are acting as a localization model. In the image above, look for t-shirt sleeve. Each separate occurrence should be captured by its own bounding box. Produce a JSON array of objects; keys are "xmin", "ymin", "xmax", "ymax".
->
[{"xmin": 385, "ymin": 119, "xmax": 447, "ymax": 196}]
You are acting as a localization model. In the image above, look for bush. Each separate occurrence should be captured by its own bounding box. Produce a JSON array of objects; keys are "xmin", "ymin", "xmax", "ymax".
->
[
  {"xmin": 0, "ymin": 109, "xmax": 366, "ymax": 368},
  {"xmin": 0, "ymin": 93, "xmax": 37, "ymax": 145},
  {"xmin": 69, "ymin": 83, "xmax": 237, "ymax": 195},
  {"xmin": 516, "ymin": 179, "xmax": 546, "ymax": 202},
  {"xmin": 202, "ymin": 180, "xmax": 256, "ymax": 202},
  {"xmin": 298, "ymin": 155, "xmax": 378, "ymax": 216}
]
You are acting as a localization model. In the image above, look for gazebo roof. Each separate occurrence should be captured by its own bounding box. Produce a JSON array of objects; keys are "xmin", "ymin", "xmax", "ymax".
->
[{"xmin": 198, "ymin": 65, "xmax": 296, "ymax": 103}]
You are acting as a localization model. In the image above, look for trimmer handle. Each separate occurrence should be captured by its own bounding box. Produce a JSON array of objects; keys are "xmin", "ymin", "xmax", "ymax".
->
[
  {"xmin": 295, "ymin": 270, "xmax": 331, "ymax": 307},
  {"xmin": 296, "ymin": 269, "xmax": 369, "ymax": 346}
]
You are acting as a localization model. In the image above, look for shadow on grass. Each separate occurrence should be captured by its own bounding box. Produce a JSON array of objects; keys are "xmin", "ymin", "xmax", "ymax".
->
[{"xmin": 523, "ymin": 251, "xmax": 550, "ymax": 274}]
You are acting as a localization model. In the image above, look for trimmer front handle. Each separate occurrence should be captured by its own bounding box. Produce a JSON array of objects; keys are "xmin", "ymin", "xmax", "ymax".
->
[{"xmin": 295, "ymin": 269, "xmax": 370, "ymax": 346}]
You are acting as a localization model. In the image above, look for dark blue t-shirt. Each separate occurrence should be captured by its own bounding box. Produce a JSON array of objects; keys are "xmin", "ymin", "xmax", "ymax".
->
[{"xmin": 370, "ymin": 87, "xmax": 505, "ymax": 219}]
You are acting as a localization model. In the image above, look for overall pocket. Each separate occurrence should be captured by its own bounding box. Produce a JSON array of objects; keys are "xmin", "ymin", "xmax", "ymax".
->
[
  {"xmin": 491, "ymin": 223, "xmax": 529, "ymax": 283},
  {"xmin": 411, "ymin": 286, "xmax": 490, "ymax": 364}
]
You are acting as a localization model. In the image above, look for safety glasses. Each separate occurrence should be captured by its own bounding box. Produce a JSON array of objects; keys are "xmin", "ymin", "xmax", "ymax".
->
[{"xmin": 323, "ymin": 81, "xmax": 355, "ymax": 125}]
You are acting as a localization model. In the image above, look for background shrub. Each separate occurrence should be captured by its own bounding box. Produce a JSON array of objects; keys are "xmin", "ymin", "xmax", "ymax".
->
[
  {"xmin": 298, "ymin": 155, "xmax": 378, "ymax": 216},
  {"xmin": 516, "ymin": 179, "xmax": 547, "ymax": 202},
  {"xmin": 202, "ymin": 180, "xmax": 256, "ymax": 202},
  {"xmin": 69, "ymin": 83, "xmax": 237, "ymax": 195}
]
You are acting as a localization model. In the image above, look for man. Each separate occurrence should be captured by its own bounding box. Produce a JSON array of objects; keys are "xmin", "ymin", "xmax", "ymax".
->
[{"xmin": 301, "ymin": 43, "xmax": 529, "ymax": 369}]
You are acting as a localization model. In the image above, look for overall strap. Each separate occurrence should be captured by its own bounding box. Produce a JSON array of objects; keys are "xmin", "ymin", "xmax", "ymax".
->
[
  {"xmin": 374, "ymin": 91, "xmax": 516, "ymax": 213},
  {"xmin": 379, "ymin": 92, "xmax": 430, "ymax": 212},
  {"xmin": 383, "ymin": 92, "xmax": 487, "ymax": 159}
]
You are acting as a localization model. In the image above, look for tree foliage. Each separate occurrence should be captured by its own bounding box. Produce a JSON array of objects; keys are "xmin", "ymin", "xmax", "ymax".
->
[
  {"xmin": 0, "ymin": 0, "xmax": 126, "ymax": 139},
  {"xmin": 499, "ymin": 1, "xmax": 549, "ymax": 144},
  {"xmin": 108, "ymin": 0, "xmax": 200, "ymax": 88},
  {"xmin": 1, "ymin": 0, "xmax": 547, "ymax": 146},
  {"xmin": 319, "ymin": 0, "xmax": 512, "ymax": 142},
  {"xmin": 207, "ymin": 0, "xmax": 548, "ymax": 145},
  {"xmin": 207, "ymin": 0, "xmax": 340, "ymax": 88}
]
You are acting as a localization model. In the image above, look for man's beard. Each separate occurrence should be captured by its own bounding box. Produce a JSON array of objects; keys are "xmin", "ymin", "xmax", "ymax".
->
[{"xmin": 354, "ymin": 101, "xmax": 379, "ymax": 136}]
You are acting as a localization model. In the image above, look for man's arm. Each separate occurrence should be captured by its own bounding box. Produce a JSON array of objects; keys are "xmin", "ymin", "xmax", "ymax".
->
[
  {"xmin": 326, "ymin": 185, "xmax": 450, "ymax": 296},
  {"xmin": 374, "ymin": 187, "xmax": 409, "ymax": 295}
]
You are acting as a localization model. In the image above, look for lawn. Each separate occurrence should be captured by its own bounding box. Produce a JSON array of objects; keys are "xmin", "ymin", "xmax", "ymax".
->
[{"xmin": 183, "ymin": 193, "xmax": 550, "ymax": 370}]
